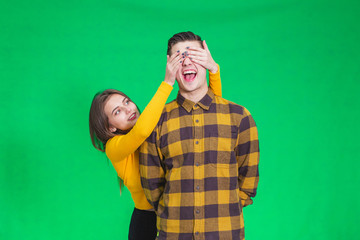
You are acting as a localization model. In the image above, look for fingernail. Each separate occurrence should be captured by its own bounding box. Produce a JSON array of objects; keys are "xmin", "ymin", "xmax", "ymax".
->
[
  {"xmin": 186, "ymin": 47, "xmax": 189, "ymax": 49},
  {"xmin": 180, "ymin": 61, "xmax": 182, "ymax": 63},
  {"xmin": 182, "ymin": 53, "xmax": 184, "ymax": 55},
  {"xmin": 177, "ymin": 50, "xmax": 180, "ymax": 53}
]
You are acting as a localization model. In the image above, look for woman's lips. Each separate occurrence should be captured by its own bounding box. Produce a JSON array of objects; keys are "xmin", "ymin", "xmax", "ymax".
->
[{"xmin": 128, "ymin": 112, "xmax": 136, "ymax": 121}]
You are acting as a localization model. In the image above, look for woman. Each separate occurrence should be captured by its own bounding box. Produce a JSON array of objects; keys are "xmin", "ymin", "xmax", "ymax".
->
[{"xmin": 89, "ymin": 40, "xmax": 222, "ymax": 240}]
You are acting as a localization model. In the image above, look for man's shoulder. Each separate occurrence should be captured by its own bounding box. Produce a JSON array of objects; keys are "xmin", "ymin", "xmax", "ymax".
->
[
  {"xmin": 164, "ymin": 99, "xmax": 178, "ymax": 112},
  {"xmin": 213, "ymin": 95, "xmax": 249, "ymax": 116},
  {"xmin": 156, "ymin": 99, "xmax": 179, "ymax": 124}
]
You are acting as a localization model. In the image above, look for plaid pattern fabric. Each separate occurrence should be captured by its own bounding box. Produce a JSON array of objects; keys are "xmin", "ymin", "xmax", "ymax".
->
[{"xmin": 139, "ymin": 89, "xmax": 259, "ymax": 240}]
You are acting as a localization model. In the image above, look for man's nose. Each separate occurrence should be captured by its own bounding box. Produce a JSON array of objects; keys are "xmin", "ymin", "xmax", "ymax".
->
[{"xmin": 182, "ymin": 56, "xmax": 192, "ymax": 66}]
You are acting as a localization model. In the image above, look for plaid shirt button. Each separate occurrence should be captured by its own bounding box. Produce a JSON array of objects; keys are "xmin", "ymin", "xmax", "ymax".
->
[
  {"xmin": 195, "ymin": 141, "xmax": 199, "ymax": 144},
  {"xmin": 196, "ymin": 186, "xmax": 200, "ymax": 190},
  {"xmin": 195, "ymin": 162, "xmax": 199, "ymax": 166},
  {"xmin": 196, "ymin": 209, "xmax": 200, "ymax": 214}
]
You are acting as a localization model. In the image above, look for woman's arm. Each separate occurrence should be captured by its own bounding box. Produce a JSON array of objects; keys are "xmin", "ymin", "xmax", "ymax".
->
[
  {"xmin": 106, "ymin": 53, "xmax": 181, "ymax": 162},
  {"xmin": 209, "ymin": 64, "xmax": 221, "ymax": 97}
]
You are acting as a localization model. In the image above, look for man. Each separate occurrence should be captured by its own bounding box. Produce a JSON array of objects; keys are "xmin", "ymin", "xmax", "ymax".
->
[{"xmin": 140, "ymin": 31, "xmax": 259, "ymax": 240}]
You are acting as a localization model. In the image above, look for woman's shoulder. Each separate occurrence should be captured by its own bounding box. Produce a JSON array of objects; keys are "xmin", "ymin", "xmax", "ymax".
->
[{"xmin": 105, "ymin": 134, "xmax": 127, "ymax": 159}]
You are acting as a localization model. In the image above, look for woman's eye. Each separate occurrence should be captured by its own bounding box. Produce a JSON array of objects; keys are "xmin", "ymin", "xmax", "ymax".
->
[
  {"xmin": 125, "ymin": 100, "xmax": 130, "ymax": 105},
  {"xmin": 115, "ymin": 110, "xmax": 120, "ymax": 115}
]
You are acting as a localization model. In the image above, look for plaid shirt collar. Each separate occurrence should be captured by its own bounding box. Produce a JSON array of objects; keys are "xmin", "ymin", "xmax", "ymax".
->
[{"xmin": 176, "ymin": 88, "xmax": 215, "ymax": 112}]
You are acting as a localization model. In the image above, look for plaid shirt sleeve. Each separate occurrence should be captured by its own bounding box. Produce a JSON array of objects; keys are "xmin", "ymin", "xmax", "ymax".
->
[
  {"xmin": 235, "ymin": 107, "xmax": 260, "ymax": 207},
  {"xmin": 139, "ymin": 124, "xmax": 165, "ymax": 212}
]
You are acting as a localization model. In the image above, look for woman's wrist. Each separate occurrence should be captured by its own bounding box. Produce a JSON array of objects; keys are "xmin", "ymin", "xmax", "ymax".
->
[
  {"xmin": 164, "ymin": 77, "xmax": 175, "ymax": 86},
  {"xmin": 209, "ymin": 63, "xmax": 218, "ymax": 74}
]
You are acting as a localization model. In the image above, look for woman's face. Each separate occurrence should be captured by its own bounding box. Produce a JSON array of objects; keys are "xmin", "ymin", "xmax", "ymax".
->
[{"xmin": 104, "ymin": 94, "xmax": 140, "ymax": 132}]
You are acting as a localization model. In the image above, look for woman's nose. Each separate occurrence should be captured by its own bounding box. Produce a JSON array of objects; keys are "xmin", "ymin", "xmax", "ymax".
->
[{"xmin": 121, "ymin": 106, "xmax": 131, "ymax": 113}]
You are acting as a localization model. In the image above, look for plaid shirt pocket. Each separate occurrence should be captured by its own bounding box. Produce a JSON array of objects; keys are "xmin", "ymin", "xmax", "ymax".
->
[{"xmin": 206, "ymin": 130, "xmax": 238, "ymax": 167}]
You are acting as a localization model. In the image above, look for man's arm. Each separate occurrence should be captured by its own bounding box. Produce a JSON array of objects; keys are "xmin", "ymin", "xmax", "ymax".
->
[
  {"xmin": 139, "ymin": 126, "xmax": 165, "ymax": 212},
  {"xmin": 235, "ymin": 107, "xmax": 260, "ymax": 207}
]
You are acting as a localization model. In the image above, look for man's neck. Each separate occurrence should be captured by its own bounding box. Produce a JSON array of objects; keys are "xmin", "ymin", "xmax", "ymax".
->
[{"xmin": 179, "ymin": 86, "xmax": 209, "ymax": 103}]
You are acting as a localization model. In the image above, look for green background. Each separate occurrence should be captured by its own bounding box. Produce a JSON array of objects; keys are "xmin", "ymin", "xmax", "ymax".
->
[{"xmin": 1, "ymin": 0, "xmax": 359, "ymax": 239}]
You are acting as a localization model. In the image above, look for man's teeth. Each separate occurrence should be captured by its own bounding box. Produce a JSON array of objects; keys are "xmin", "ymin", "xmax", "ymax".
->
[{"xmin": 183, "ymin": 70, "xmax": 196, "ymax": 74}]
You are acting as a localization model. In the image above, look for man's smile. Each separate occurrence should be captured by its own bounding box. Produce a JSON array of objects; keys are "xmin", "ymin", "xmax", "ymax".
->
[{"xmin": 182, "ymin": 68, "xmax": 197, "ymax": 82}]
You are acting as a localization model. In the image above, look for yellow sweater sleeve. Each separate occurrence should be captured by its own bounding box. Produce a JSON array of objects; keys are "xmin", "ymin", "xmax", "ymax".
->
[
  {"xmin": 209, "ymin": 64, "xmax": 222, "ymax": 97},
  {"xmin": 106, "ymin": 81, "xmax": 173, "ymax": 162}
]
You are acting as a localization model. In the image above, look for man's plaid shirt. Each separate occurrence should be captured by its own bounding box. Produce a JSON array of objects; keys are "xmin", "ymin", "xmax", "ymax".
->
[{"xmin": 139, "ymin": 89, "xmax": 259, "ymax": 240}]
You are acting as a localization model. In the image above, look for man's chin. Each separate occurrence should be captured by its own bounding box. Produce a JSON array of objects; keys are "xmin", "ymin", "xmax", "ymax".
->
[
  {"xmin": 180, "ymin": 77, "xmax": 197, "ymax": 87},
  {"xmin": 179, "ymin": 83, "xmax": 197, "ymax": 93}
]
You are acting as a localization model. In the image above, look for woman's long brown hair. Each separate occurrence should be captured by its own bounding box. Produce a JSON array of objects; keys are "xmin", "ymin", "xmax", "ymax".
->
[
  {"xmin": 89, "ymin": 89, "xmax": 139, "ymax": 192},
  {"xmin": 89, "ymin": 89, "xmax": 133, "ymax": 152}
]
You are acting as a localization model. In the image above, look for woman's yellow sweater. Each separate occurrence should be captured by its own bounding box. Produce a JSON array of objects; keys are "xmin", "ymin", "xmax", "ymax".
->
[{"xmin": 106, "ymin": 67, "xmax": 222, "ymax": 210}]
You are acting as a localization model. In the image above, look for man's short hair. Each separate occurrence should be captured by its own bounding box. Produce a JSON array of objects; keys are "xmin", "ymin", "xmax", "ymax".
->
[{"xmin": 167, "ymin": 31, "xmax": 204, "ymax": 55}]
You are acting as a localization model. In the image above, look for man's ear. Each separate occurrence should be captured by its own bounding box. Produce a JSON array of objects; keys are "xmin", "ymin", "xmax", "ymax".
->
[{"xmin": 109, "ymin": 127, "xmax": 117, "ymax": 133}]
